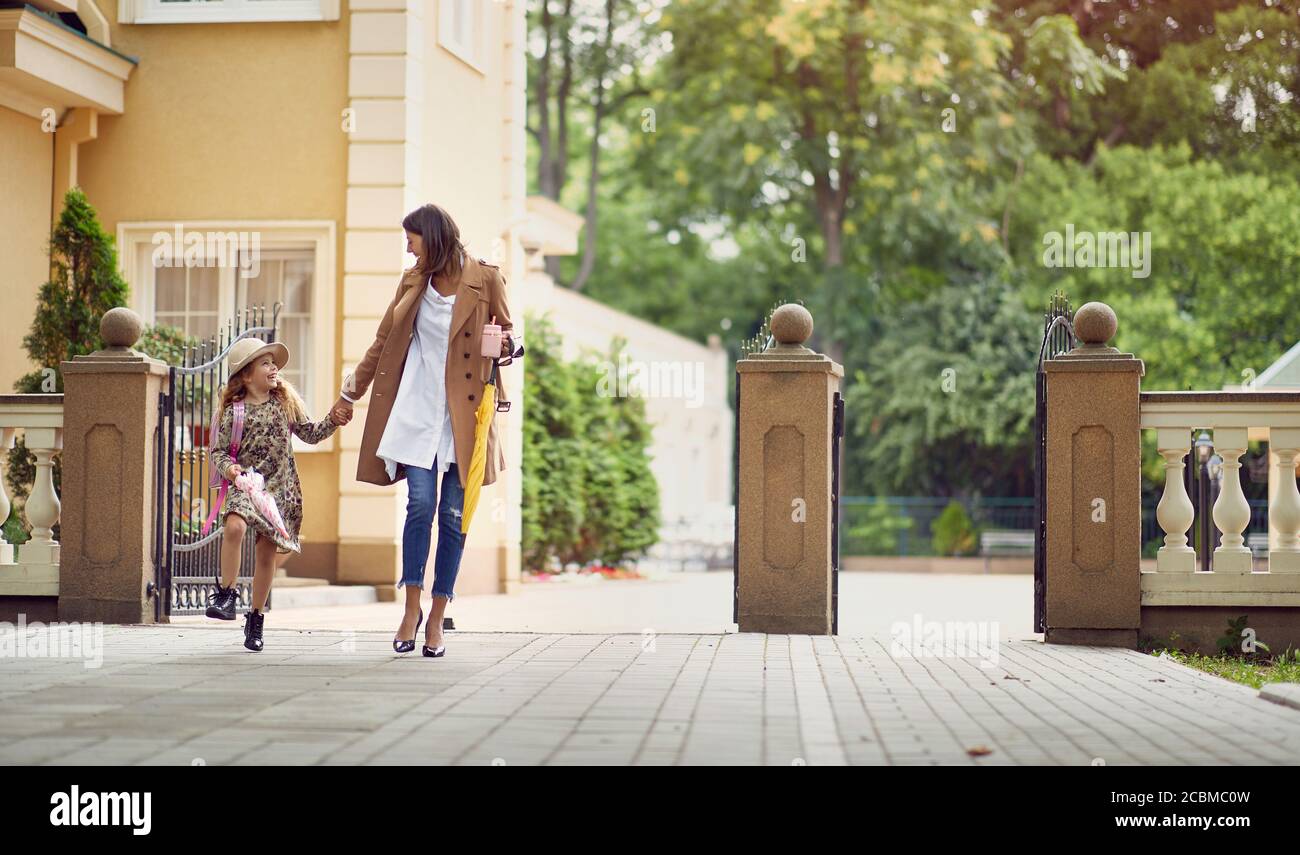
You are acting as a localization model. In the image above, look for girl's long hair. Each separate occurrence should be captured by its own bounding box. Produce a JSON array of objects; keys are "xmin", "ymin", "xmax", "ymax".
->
[
  {"xmin": 220, "ymin": 364, "xmax": 308, "ymax": 426},
  {"xmin": 402, "ymin": 203, "xmax": 464, "ymax": 281}
]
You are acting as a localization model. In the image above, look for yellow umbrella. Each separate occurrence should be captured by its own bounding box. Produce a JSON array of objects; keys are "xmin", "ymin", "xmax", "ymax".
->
[
  {"xmin": 460, "ymin": 360, "xmax": 497, "ymax": 534},
  {"xmin": 461, "ymin": 331, "xmax": 524, "ymax": 533}
]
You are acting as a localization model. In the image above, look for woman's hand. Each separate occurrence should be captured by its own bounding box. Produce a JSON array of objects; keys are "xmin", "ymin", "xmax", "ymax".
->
[
  {"xmin": 500, "ymin": 334, "xmax": 512, "ymax": 357},
  {"xmin": 226, "ymin": 464, "xmax": 243, "ymax": 481}
]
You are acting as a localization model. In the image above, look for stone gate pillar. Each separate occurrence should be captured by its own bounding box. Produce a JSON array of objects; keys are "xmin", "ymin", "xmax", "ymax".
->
[
  {"xmin": 1043, "ymin": 301, "xmax": 1144, "ymax": 646},
  {"xmin": 735, "ymin": 304, "xmax": 842, "ymax": 634},
  {"xmin": 59, "ymin": 308, "xmax": 169, "ymax": 624}
]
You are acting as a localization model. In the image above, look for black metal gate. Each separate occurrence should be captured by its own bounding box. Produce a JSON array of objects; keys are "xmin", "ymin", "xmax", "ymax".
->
[
  {"xmin": 831, "ymin": 391, "xmax": 844, "ymax": 635},
  {"xmin": 151, "ymin": 305, "xmax": 281, "ymax": 620},
  {"xmin": 1033, "ymin": 292, "xmax": 1076, "ymax": 633},
  {"xmin": 733, "ymin": 369, "xmax": 741, "ymax": 625}
]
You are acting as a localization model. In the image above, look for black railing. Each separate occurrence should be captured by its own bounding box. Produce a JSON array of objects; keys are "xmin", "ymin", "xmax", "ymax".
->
[{"xmin": 1033, "ymin": 292, "xmax": 1076, "ymax": 633}]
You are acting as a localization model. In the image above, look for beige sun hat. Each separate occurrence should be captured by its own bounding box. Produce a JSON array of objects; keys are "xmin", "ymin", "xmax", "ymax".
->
[{"xmin": 226, "ymin": 337, "xmax": 289, "ymax": 381}]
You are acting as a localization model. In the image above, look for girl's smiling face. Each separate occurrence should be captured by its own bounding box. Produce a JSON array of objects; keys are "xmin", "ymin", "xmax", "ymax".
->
[{"xmin": 245, "ymin": 353, "xmax": 279, "ymax": 395}]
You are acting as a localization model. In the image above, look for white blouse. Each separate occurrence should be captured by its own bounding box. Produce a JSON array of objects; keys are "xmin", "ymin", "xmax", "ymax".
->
[{"xmin": 373, "ymin": 272, "xmax": 458, "ymax": 481}]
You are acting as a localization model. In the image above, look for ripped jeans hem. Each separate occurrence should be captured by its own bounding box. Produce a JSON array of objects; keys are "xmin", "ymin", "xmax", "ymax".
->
[{"xmin": 394, "ymin": 581, "xmax": 455, "ymax": 603}]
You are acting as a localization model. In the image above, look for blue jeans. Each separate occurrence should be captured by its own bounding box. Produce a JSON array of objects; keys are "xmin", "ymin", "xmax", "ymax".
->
[{"xmin": 398, "ymin": 460, "xmax": 467, "ymax": 600}]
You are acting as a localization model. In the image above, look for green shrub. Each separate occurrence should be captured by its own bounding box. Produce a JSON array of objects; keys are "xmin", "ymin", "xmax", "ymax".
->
[
  {"xmin": 521, "ymin": 313, "xmax": 661, "ymax": 572},
  {"xmin": 931, "ymin": 500, "xmax": 979, "ymax": 556},
  {"xmin": 846, "ymin": 501, "xmax": 913, "ymax": 555}
]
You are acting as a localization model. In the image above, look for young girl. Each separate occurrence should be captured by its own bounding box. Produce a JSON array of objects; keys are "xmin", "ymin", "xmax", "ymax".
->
[{"xmin": 205, "ymin": 337, "xmax": 341, "ymax": 651}]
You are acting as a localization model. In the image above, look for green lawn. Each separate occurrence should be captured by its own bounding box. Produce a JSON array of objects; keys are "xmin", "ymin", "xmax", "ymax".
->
[{"xmin": 1155, "ymin": 650, "xmax": 1300, "ymax": 690}]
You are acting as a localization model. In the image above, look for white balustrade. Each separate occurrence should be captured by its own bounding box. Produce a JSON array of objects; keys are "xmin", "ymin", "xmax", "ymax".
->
[
  {"xmin": 1140, "ymin": 392, "xmax": 1300, "ymax": 605},
  {"xmin": 1211, "ymin": 428, "xmax": 1251, "ymax": 574},
  {"xmin": 1154, "ymin": 428, "xmax": 1194, "ymax": 573},
  {"xmin": 1268, "ymin": 428, "xmax": 1300, "ymax": 573},
  {"xmin": 0, "ymin": 395, "xmax": 64, "ymax": 596}
]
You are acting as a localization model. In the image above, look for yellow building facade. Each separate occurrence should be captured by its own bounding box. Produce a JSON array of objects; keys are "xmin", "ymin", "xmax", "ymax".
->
[{"xmin": 1, "ymin": 0, "xmax": 529, "ymax": 596}]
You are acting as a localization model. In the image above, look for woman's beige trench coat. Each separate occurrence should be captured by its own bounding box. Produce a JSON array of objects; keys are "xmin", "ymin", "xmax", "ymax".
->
[{"xmin": 346, "ymin": 255, "xmax": 514, "ymax": 490}]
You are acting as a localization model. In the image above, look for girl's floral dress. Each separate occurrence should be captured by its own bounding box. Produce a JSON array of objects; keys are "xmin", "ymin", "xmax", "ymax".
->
[{"xmin": 210, "ymin": 397, "xmax": 337, "ymax": 553}]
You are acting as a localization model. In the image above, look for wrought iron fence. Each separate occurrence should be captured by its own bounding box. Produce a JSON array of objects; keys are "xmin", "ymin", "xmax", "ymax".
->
[
  {"xmin": 842, "ymin": 495, "xmax": 1268, "ymax": 558},
  {"xmin": 841, "ymin": 496, "xmax": 1036, "ymax": 556},
  {"xmin": 153, "ymin": 305, "xmax": 280, "ymax": 619}
]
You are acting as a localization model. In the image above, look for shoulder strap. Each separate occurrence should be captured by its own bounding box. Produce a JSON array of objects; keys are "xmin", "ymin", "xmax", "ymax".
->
[
  {"xmin": 209, "ymin": 401, "xmax": 246, "ymax": 484},
  {"xmin": 201, "ymin": 400, "xmax": 246, "ymax": 538},
  {"xmin": 231, "ymin": 401, "xmax": 245, "ymax": 452}
]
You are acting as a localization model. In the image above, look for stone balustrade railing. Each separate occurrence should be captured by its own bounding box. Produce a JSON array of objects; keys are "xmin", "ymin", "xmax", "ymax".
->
[
  {"xmin": 0, "ymin": 394, "xmax": 63, "ymax": 595},
  {"xmin": 1141, "ymin": 390, "xmax": 1300, "ymax": 606}
]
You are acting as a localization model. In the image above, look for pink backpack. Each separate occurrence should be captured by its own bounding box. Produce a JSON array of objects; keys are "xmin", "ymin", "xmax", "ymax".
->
[{"xmin": 201, "ymin": 401, "xmax": 245, "ymax": 536}]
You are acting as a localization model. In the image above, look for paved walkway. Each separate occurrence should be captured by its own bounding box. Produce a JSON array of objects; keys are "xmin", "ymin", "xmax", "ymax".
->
[
  {"xmin": 2, "ymin": 625, "xmax": 1298, "ymax": 765},
  {"xmin": 172, "ymin": 571, "xmax": 1038, "ymax": 637}
]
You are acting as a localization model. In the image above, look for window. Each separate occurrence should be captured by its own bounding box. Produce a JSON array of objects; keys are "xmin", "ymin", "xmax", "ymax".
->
[
  {"xmin": 120, "ymin": 0, "xmax": 339, "ymax": 25},
  {"xmin": 240, "ymin": 249, "xmax": 314, "ymax": 406},
  {"xmin": 155, "ymin": 265, "xmax": 221, "ymax": 341},
  {"xmin": 439, "ymin": 0, "xmax": 484, "ymax": 71},
  {"xmin": 118, "ymin": 221, "xmax": 337, "ymax": 450}
]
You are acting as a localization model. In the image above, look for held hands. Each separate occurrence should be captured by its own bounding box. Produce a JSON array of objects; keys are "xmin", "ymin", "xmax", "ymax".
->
[
  {"xmin": 323, "ymin": 338, "xmax": 504, "ymax": 430},
  {"xmin": 225, "ymin": 464, "xmax": 243, "ymax": 481},
  {"xmin": 330, "ymin": 397, "xmax": 354, "ymax": 426}
]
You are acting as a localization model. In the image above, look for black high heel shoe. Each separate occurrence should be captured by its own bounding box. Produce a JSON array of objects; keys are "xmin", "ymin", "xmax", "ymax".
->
[
  {"xmin": 393, "ymin": 607, "xmax": 424, "ymax": 654},
  {"xmin": 422, "ymin": 621, "xmax": 446, "ymax": 658}
]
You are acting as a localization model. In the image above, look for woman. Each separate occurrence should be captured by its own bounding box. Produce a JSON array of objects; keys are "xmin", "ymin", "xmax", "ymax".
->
[{"xmin": 330, "ymin": 203, "xmax": 516, "ymax": 657}]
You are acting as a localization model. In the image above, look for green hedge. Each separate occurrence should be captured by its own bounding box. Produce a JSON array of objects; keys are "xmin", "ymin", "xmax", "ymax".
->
[{"xmin": 521, "ymin": 312, "xmax": 660, "ymax": 571}]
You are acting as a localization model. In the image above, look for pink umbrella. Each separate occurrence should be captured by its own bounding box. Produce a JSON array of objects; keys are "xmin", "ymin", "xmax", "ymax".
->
[{"xmin": 234, "ymin": 468, "xmax": 291, "ymax": 542}]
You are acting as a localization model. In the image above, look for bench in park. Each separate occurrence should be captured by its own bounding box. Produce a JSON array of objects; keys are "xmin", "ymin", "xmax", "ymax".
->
[{"xmin": 980, "ymin": 529, "xmax": 1035, "ymax": 573}]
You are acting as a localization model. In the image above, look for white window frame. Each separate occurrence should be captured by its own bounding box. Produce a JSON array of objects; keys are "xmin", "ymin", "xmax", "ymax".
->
[
  {"xmin": 117, "ymin": 220, "xmax": 337, "ymax": 453},
  {"xmin": 439, "ymin": 0, "xmax": 485, "ymax": 73},
  {"xmin": 119, "ymin": 0, "xmax": 340, "ymax": 25}
]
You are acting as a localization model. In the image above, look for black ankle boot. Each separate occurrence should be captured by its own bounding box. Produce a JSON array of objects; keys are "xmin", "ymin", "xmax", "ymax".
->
[
  {"xmin": 243, "ymin": 609, "xmax": 265, "ymax": 652},
  {"xmin": 206, "ymin": 582, "xmax": 238, "ymax": 621}
]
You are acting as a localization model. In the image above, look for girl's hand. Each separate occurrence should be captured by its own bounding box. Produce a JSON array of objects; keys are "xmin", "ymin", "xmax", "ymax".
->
[
  {"xmin": 331, "ymin": 397, "xmax": 354, "ymax": 426},
  {"xmin": 226, "ymin": 464, "xmax": 243, "ymax": 480}
]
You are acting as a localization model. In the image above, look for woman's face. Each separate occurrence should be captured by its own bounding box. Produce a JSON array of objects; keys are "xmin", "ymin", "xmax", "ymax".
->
[
  {"xmin": 405, "ymin": 229, "xmax": 425, "ymax": 261},
  {"xmin": 244, "ymin": 353, "xmax": 280, "ymax": 393}
]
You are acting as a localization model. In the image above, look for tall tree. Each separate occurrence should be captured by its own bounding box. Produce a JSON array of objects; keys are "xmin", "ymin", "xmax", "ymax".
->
[
  {"xmin": 632, "ymin": 0, "xmax": 1034, "ymax": 363},
  {"xmin": 17, "ymin": 187, "xmax": 129, "ymax": 393},
  {"xmin": 528, "ymin": 0, "xmax": 655, "ymax": 288}
]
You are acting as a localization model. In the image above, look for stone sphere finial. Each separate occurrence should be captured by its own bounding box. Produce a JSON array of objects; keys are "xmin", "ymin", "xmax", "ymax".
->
[
  {"xmin": 1073, "ymin": 301, "xmax": 1117, "ymax": 346},
  {"xmin": 771, "ymin": 304, "xmax": 813, "ymax": 346},
  {"xmin": 100, "ymin": 307, "xmax": 143, "ymax": 350}
]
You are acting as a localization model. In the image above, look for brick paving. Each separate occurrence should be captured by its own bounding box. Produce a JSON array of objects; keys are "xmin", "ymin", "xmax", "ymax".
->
[{"xmin": 1, "ymin": 625, "xmax": 1298, "ymax": 765}]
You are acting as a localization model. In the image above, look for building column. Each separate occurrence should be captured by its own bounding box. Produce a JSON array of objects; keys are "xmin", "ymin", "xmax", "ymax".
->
[
  {"xmin": 735, "ymin": 304, "xmax": 842, "ymax": 634},
  {"xmin": 336, "ymin": 0, "xmax": 424, "ymax": 591},
  {"xmin": 1042, "ymin": 302, "xmax": 1145, "ymax": 647},
  {"xmin": 59, "ymin": 309, "xmax": 168, "ymax": 623}
]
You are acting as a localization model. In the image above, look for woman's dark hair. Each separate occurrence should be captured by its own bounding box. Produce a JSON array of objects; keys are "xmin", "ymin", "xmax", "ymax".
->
[{"xmin": 402, "ymin": 203, "xmax": 464, "ymax": 280}]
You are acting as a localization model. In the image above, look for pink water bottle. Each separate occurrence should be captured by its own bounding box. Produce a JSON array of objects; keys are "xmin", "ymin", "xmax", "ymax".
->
[{"xmin": 481, "ymin": 315, "xmax": 503, "ymax": 358}]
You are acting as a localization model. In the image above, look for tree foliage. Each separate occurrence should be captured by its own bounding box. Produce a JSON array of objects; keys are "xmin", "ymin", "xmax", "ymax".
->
[{"xmin": 531, "ymin": 1, "xmax": 1300, "ymax": 498}]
